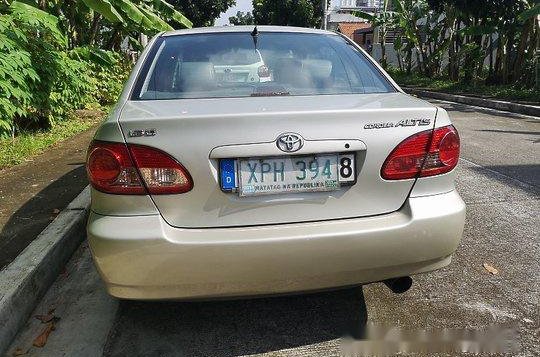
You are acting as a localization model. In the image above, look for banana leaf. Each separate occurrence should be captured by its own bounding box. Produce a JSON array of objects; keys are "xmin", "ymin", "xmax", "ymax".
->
[
  {"xmin": 151, "ymin": 0, "xmax": 192, "ymax": 28},
  {"xmin": 139, "ymin": 4, "xmax": 173, "ymax": 31},
  {"xmin": 352, "ymin": 10, "xmax": 374, "ymax": 21},
  {"xmin": 112, "ymin": 0, "xmax": 147, "ymax": 25},
  {"xmin": 69, "ymin": 46, "xmax": 117, "ymax": 66},
  {"xmin": 82, "ymin": 0, "xmax": 124, "ymax": 23}
]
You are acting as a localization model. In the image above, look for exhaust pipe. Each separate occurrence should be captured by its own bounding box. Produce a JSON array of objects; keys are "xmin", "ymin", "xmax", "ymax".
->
[{"xmin": 383, "ymin": 276, "xmax": 412, "ymax": 294}]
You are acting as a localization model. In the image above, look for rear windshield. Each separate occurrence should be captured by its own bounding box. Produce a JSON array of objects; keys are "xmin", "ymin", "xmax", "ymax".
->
[{"xmin": 131, "ymin": 32, "xmax": 395, "ymax": 100}]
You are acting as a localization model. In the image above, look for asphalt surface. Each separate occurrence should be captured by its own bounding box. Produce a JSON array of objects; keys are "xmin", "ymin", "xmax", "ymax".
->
[{"xmin": 6, "ymin": 101, "xmax": 540, "ymax": 357}]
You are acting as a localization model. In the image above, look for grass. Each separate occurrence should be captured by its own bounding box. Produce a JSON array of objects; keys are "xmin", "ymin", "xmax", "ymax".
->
[
  {"xmin": 0, "ymin": 109, "xmax": 105, "ymax": 170},
  {"xmin": 387, "ymin": 69, "xmax": 540, "ymax": 104}
]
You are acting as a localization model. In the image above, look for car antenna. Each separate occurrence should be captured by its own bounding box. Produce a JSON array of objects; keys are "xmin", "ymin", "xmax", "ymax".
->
[{"xmin": 251, "ymin": 26, "xmax": 258, "ymax": 49}]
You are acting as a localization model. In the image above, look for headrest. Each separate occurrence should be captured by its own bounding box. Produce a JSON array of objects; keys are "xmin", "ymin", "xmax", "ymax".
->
[
  {"xmin": 301, "ymin": 59, "xmax": 333, "ymax": 80},
  {"xmin": 273, "ymin": 58, "xmax": 304, "ymax": 83},
  {"xmin": 178, "ymin": 62, "xmax": 216, "ymax": 90}
]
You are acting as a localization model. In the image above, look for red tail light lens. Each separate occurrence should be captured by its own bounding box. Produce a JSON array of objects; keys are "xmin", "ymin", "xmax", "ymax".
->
[
  {"xmin": 87, "ymin": 142, "xmax": 145, "ymax": 194},
  {"xmin": 381, "ymin": 125, "xmax": 460, "ymax": 180},
  {"xmin": 86, "ymin": 141, "xmax": 193, "ymax": 195},
  {"xmin": 380, "ymin": 130, "xmax": 431, "ymax": 180},
  {"xmin": 128, "ymin": 145, "xmax": 193, "ymax": 194},
  {"xmin": 420, "ymin": 125, "xmax": 460, "ymax": 177}
]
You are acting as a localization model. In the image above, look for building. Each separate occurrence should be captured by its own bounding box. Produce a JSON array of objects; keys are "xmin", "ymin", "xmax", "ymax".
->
[
  {"xmin": 338, "ymin": 23, "xmax": 373, "ymax": 47},
  {"xmin": 339, "ymin": 0, "xmax": 382, "ymax": 13},
  {"xmin": 326, "ymin": 12, "xmax": 366, "ymax": 32},
  {"xmin": 352, "ymin": 25, "xmax": 375, "ymax": 51}
]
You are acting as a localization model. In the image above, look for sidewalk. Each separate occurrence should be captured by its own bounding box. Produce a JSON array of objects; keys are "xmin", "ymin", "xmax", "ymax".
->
[
  {"xmin": 404, "ymin": 87, "xmax": 540, "ymax": 117},
  {"xmin": 0, "ymin": 124, "xmax": 98, "ymax": 270}
]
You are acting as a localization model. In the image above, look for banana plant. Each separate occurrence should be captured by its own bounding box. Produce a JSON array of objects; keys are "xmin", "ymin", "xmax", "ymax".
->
[
  {"xmin": 353, "ymin": 0, "xmax": 397, "ymax": 69},
  {"xmin": 82, "ymin": 0, "xmax": 192, "ymax": 32},
  {"xmin": 82, "ymin": 0, "xmax": 124, "ymax": 23}
]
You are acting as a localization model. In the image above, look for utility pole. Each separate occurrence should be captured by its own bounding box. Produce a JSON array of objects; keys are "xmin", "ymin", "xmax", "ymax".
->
[{"xmin": 322, "ymin": 0, "xmax": 328, "ymax": 30}]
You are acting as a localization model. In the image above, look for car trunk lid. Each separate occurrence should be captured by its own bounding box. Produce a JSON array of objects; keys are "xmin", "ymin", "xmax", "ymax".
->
[{"xmin": 119, "ymin": 92, "xmax": 437, "ymax": 228}]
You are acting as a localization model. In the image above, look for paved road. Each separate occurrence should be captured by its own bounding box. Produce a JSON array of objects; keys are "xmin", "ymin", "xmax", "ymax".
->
[{"xmin": 6, "ymin": 101, "xmax": 540, "ymax": 357}]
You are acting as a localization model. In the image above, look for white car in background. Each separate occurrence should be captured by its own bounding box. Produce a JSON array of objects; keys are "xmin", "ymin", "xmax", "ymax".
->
[{"xmin": 213, "ymin": 48, "xmax": 271, "ymax": 83}]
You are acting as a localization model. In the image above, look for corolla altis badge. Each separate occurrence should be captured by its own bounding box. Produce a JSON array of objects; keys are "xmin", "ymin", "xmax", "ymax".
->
[
  {"xmin": 276, "ymin": 133, "xmax": 304, "ymax": 153},
  {"xmin": 364, "ymin": 118, "xmax": 431, "ymax": 129},
  {"xmin": 128, "ymin": 128, "xmax": 157, "ymax": 137}
]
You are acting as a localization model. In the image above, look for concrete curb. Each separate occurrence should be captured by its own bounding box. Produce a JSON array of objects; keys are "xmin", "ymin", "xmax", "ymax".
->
[
  {"xmin": 404, "ymin": 87, "xmax": 540, "ymax": 117},
  {"xmin": 0, "ymin": 186, "xmax": 90, "ymax": 356}
]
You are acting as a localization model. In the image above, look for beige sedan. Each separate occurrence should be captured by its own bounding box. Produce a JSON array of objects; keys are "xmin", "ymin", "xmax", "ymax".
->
[{"xmin": 86, "ymin": 26, "xmax": 465, "ymax": 300}]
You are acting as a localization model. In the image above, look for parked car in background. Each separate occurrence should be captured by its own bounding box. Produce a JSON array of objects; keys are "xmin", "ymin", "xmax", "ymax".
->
[
  {"xmin": 86, "ymin": 26, "xmax": 465, "ymax": 300},
  {"xmin": 213, "ymin": 48, "xmax": 271, "ymax": 83}
]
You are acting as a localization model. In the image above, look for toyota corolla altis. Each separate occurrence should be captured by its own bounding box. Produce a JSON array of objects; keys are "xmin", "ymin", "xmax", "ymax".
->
[{"xmin": 86, "ymin": 26, "xmax": 465, "ymax": 300}]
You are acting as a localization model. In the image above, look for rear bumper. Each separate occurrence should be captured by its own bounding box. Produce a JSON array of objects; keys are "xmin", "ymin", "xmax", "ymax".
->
[{"xmin": 87, "ymin": 190, "xmax": 466, "ymax": 300}]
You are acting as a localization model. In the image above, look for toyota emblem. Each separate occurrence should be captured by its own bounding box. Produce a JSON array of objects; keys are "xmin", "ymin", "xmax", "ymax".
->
[{"xmin": 276, "ymin": 133, "xmax": 304, "ymax": 153}]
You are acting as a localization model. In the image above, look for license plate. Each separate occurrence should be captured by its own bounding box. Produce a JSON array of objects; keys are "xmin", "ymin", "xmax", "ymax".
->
[{"xmin": 220, "ymin": 154, "xmax": 355, "ymax": 196}]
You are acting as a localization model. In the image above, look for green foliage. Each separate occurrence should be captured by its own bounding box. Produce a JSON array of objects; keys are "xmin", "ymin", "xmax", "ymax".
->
[
  {"xmin": 0, "ymin": 2, "xmax": 61, "ymax": 137},
  {"xmin": 0, "ymin": 17, "xmax": 36, "ymax": 135},
  {"xmin": 387, "ymin": 67, "xmax": 540, "ymax": 103},
  {"xmin": 0, "ymin": 1, "xmax": 133, "ymax": 138},
  {"xmin": 380, "ymin": 0, "xmax": 539, "ymax": 88},
  {"xmin": 44, "ymin": 52, "xmax": 94, "ymax": 124},
  {"xmin": 166, "ymin": 0, "xmax": 236, "ymax": 27},
  {"xmin": 151, "ymin": 0, "xmax": 192, "ymax": 28},
  {"xmin": 0, "ymin": 0, "xmax": 198, "ymax": 142},
  {"xmin": 252, "ymin": 0, "xmax": 327, "ymax": 28},
  {"xmin": 90, "ymin": 54, "xmax": 132, "ymax": 104},
  {"xmin": 0, "ymin": 109, "xmax": 105, "ymax": 169},
  {"xmin": 83, "ymin": 0, "xmax": 125, "ymax": 23},
  {"xmin": 229, "ymin": 11, "xmax": 255, "ymax": 26}
]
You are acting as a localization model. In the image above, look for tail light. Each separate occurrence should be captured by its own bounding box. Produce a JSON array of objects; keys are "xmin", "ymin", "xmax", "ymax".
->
[
  {"xmin": 381, "ymin": 125, "xmax": 460, "ymax": 180},
  {"xmin": 258, "ymin": 65, "xmax": 270, "ymax": 78},
  {"xmin": 86, "ymin": 141, "xmax": 193, "ymax": 195},
  {"xmin": 128, "ymin": 145, "xmax": 193, "ymax": 194}
]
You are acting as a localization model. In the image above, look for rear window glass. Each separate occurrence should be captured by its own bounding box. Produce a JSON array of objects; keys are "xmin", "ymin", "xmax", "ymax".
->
[{"xmin": 131, "ymin": 32, "xmax": 395, "ymax": 100}]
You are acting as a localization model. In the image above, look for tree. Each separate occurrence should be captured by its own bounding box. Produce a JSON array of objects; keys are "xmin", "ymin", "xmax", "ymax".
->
[
  {"xmin": 252, "ymin": 0, "xmax": 326, "ymax": 28},
  {"xmin": 167, "ymin": 0, "xmax": 236, "ymax": 27},
  {"xmin": 0, "ymin": 0, "xmax": 194, "ymax": 137},
  {"xmin": 354, "ymin": 0, "xmax": 396, "ymax": 69},
  {"xmin": 428, "ymin": 0, "xmax": 539, "ymax": 85},
  {"xmin": 229, "ymin": 11, "xmax": 255, "ymax": 25},
  {"xmin": 31, "ymin": 0, "xmax": 192, "ymax": 50}
]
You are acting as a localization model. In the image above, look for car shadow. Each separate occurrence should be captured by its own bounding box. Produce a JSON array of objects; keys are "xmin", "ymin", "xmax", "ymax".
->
[
  {"xmin": 0, "ymin": 165, "xmax": 88, "ymax": 269},
  {"xmin": 103, "ymin": 287, "xmax": 367, "ymax": 357}
]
